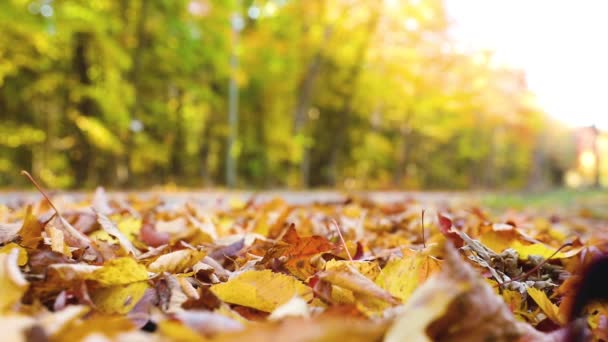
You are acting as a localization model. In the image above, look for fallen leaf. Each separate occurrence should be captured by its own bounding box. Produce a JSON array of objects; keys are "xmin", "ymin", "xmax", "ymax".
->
[
  {"xmin": 0, "ymin": 248, "xmax": 29, "ymax": 312},
  {"xmin": 376, "ymin": 249, "xmax": 440, "ymax": 303},
  {"xmin": 262, "ymin": 224, "xmax": 334, "ymax": 279},
  {"xmin": 210, "ymin": 270, "xmax": 312, "ymax": 312},
  {"xmin": 527, "ymin": 287, "xmax": 565, "ymax": 324},
  {"xmin": 96, "ymin": 211, "xmax": 141, "ymax": 256},
  {"xmin": 91, "ymin": 281, "xmax": 149, "ymax": 314},
  {"xmin": 148, "ymin": 249, "xmax": 205, "ymax": 274},
  {"xmin": 0, "ymin": 222, "xmax": 21, "ymax": 244},
  {"xmin": 512, "ymin": 241, "xmax": 582, "ymax": 260},
  {"xmin": 88, "ymin": 257, "xmax": 149, "ymax": 286},
  {"xmin": 268, "ymin": 296, "xmax": 310, "ymax": 320},
  {"xmin": 47, "ymin": 225, "xmax": 72, "ymax": 257},
  {"xmin": 18, "ymin": 206, "xmax": 45, "ymax": 248},
  {"xmin": 0, "ymin": 242, "xmax": 27, "ymax": 266},
  {"xmin": 385, "ymin": 243, "xmax": 545, "ymax": 342}
]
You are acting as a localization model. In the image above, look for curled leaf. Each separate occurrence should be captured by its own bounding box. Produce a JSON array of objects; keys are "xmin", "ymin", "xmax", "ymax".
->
[{"xmin": 148, "ymin": 249, "xmax": 205, "ymax": 274}]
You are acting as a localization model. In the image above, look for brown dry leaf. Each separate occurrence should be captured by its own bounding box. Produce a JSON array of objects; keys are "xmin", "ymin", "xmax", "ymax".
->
[
  {"xmin": 262, "ymin": 224, "xmax": 334, "ymax": 279},
  {"xmin": 0, "ymin": 222, "xmax": 21, "ymax": 244},
  {"xmin": 18, "ymin": 205, "xmax": 45, "ymax": 248}
]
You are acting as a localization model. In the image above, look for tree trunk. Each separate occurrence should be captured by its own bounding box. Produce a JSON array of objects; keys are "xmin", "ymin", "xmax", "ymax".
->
[
  {"xmin": 327, "ymin": 7, "xmax": 380, "ymax": 185},
  {"xmin": 292, "ymin": 25, "xmax": 332, "ymax": 188},
  {"xmin": 72, "ymin": 32, "xmax": 95, "ymax": 187}
]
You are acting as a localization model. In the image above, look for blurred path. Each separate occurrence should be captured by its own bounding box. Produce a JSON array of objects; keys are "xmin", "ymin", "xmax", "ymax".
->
[{"xmin": 0, "ymin": 190, "xmax": 471, "ymax": 207}]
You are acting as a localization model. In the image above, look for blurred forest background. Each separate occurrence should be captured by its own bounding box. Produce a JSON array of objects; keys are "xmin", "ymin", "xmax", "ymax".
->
[{"xmin": 0, "ymin": 0, "xmax": 602, "ymax": 190}]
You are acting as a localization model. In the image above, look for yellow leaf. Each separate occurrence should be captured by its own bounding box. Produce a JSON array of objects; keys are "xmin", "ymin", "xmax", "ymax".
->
[
  {"xmin": 96, "ymin": 212, "xmax": 140, "ymax": 256},
  {"xmin": 210, "ymin": 270, "xmax": 312, "ymax": 312},
  {"xmin": 0, "ymin": 249, "xmax": 29, "ymax": 312},
  {"xmin": 527, "ymin": 287, "xmax": 565, "ymax": 324},
  {"xmin": 87, "ymin": 257, "xmax": 148, "ymax": 286},
  {"xmin": 512, "ymin": 241, "xmax": 582, "ymax": 260},
  {"xmin": 148, "ymin": 249, "xmax": 205, "ymax": 274},
  {"xmin": 51, "ymin": 314, "xmax": 134, "ymax": 342},
  {"xmin": 0, "ymin": 243, "xmax": 27, "ymax": 266},
  {"xmin": 47, "ymin": 225, "xmax": 71, "ymax": 258},
  {"xmin": 376, "ymin": 251, "xmax": 440, "ymax": 303},
  {"xmin": 158, "ymin": 320, "xmax": 204, "ymax": 342},
  {"xmin": 91, "ymin": 281, "xmax": 148, "ymax": 314},
  {"xmin": 479, "ymin": 230, "xmax": 516, "ymax": 253},
  {"xmin": 116, "ymin": 216, "xmax": 142, "ymax": 239},
  {"xmin": 18, "ymin": 205, "xmax": 44, "ymax": 249},
  {"xmin": 325, "ymin": 260, "xmax": 380, "ymax": 280}
]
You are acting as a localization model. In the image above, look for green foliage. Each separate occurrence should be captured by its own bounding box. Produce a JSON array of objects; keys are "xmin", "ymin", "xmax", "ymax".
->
[{"xmin": 0, "ymin": 0, "xmax": 574, "ymax": 189}]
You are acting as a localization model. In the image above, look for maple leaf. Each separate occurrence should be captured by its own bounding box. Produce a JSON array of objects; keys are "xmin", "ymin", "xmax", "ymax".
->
[{"xmin": 261, "ymin": 224, "xmax": 334, "ymax": 280}]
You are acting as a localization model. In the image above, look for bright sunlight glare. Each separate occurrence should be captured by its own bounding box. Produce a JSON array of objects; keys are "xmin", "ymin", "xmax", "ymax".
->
[{"xmin": 446, "ymin": 0, "xmax": 608, "ymax": 129}]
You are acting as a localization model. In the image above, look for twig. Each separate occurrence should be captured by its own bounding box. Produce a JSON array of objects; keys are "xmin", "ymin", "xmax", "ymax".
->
[
  {"xmin": 21, "ymin": 170, "xmax": 61, "ymax": 215},
  {"xmin": 497, "ymin": 242, "xmax": 573, "ymax": 288},
  {"xmin": 421, "ymin": 209, "xmax": 426, "ymax": 248},
  {"xmin": 331, "ymin": 219, "xmax": 352, "ymax": 261}
]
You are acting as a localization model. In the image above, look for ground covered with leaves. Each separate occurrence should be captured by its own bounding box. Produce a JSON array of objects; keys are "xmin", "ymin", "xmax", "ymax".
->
[{"xmin": 1, "ymin": 185, "xmax": 607, "ymax": 341}]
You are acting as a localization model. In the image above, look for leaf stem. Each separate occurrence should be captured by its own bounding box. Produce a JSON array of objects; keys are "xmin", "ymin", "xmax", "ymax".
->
[
  {"xmin": 20, "ymin": 170, "xmax": 61, "ymax": 215},
  {"xmin": 331, "ymin": 219, "xmax": 353, "ymax": 261},
  {"xmin": 497, "ymin": 242, "xmax": 573, "ymax": 287}
]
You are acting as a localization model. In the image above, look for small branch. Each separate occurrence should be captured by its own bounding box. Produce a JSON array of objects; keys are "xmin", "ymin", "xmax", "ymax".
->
[
  {"xmin": 331, "ymin": 219, "xmax": 352, "ymax": 261},
  {"xmin": 497, "ymin": 242, "xmax": 573, "ymax": 288},
  {"xmin": 20, "ymin": 170, "xmax": 61, "ymax": 215},
  {"xmin": 421, "ymin": 209, "xmax": 426, "ymax": 248}
]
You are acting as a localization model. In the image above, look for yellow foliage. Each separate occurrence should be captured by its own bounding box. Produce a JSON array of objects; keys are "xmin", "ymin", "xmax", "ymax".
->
[
  {"xmin": 527, "ymin": 287, "xmax": 565, "ymax": 324},
  {"xmin": 0, "ymin": 249, "xmax": 28, "ymax": 312},
  {"xmin": 0, "ymin": 243, "xmax": 27, "ymax": 266},
  {"xmin": 88, "ymin": 257, "xmax": 149, "ymax": 286},
  {"xmin": 210, "ymin": 270, "xmax": 312, "ymax": 312},
  {"xmin": 512, "ymin": 241, "xmax": 582, "ymax": 260},
  {"xmin": 148, "ymin": 249, "xmax": 205, "ymax": 274},
  {"xmin": 18, "ymin": 205, "xmax": 43, "ymax": 249},
  {"xmin": 91, "ymin": 281, "xmax": 148, "ymax": 314},
  {"xmin": 158, "ymin": 320, "xmax": 204, "ymax": 342},
  {"xmin": 376, "ymin": 250, "xmax": 441, "ymax": 303}
]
